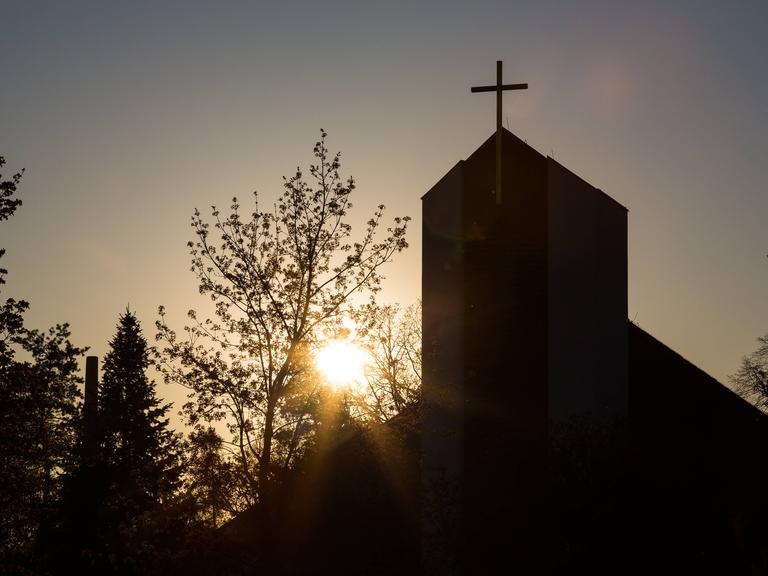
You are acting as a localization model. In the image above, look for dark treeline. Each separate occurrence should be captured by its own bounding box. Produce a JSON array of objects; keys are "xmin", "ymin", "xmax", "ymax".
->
[
  {"xmin": 0, "ymin": 136, "xmax": 420, "ymax": 575},
  {"xmin": 0, "ymin": 156, "xmax": 88, "ymax": 575},
  {"xmin": 0, "ymin": 154, "xmax": 190, "ymax": 574}
]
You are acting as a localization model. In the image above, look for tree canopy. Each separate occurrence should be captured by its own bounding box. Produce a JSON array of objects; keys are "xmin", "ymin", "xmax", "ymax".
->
[
  {"xmin": 0, "ymin": 157, "xmax": 87, "ymax": 574},
  {"xmin": 349, "ymin": 301, "xmax": 422, "ymax": 422},
  {"xmin": 156, "ymin": 130, "xmax": 410, "ymax": 504}
]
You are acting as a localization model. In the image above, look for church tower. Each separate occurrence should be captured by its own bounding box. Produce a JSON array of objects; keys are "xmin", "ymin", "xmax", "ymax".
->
[{"xmin": 422, "ymin": 129, "xmax": 628, "ymax": 573}]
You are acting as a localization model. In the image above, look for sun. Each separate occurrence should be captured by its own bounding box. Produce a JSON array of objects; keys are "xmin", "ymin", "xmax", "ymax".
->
[{"xmin": 315, "ymin": 339, "xmax": 368, "ymax": 392}]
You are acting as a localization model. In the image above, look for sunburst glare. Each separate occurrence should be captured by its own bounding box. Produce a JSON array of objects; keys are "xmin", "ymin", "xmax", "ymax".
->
[{"xmin": 315, "ymin": 339, "xmax": 368, "ymax": 392}]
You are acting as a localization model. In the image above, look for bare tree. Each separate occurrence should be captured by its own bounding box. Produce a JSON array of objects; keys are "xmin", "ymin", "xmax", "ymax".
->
[
  {"xmin": 156, "ymin": 131, "xmax": 410, "ymax": 503},
  {"xmin": 730, "ymin": 333, "xmax": 768, "ymax": 412},
  {"xmin": 350, "ymin": 300, "xmax": 422, "ymax": 422}
]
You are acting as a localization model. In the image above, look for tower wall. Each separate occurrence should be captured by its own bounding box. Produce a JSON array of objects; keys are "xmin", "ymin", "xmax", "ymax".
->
[
  {"xmin": 422, "ymin": 161, "xmax": 465, "ymax": 573},
  {"xmin": 546, "ymin": 159, "xmax": 628, "ymax": 423},
  {"xmin": 422, "ymin": 129, "xmax": 628, "ymax": 573},
  {"xmin": 460, "ymin": 131, "xmax": 549, "ymax": 571}
]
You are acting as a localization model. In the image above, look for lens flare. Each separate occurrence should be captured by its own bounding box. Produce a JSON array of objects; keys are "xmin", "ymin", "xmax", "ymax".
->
[{"xmin": 315, "ymin": 339, "xmax": 368, "ymax": 391}]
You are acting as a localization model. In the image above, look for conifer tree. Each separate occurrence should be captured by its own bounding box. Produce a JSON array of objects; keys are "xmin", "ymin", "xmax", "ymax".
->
[
  {"xmin": 100, "ymin": 309, "xmax": 180, "ymax": 505},
  {"xmin": 94, "ymin": 310, "xmax": 183, "ymax": 574}
]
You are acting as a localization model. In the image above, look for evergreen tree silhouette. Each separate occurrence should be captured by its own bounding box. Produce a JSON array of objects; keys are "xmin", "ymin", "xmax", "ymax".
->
[
  {"xmin": 96, "ymin": 309, "xmax": 182, "ymax": 574},
  {"xmin": 101, "ymin": 310, "xmax": 177, "ymax": 491}
]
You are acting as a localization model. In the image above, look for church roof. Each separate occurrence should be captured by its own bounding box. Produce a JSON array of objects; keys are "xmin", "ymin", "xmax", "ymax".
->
[{"xmin": 422, "ymin": 129, "xmax": 628, "ymax": 214}]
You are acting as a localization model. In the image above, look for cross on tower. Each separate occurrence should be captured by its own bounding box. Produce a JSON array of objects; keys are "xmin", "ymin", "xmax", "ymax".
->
[{"xmin": 471, "ymin": 61, "xmax": 528, "ymax": 205}]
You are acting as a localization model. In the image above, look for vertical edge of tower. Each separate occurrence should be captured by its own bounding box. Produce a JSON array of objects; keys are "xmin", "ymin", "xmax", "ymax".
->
[{"xmin": 421, "ymin": 160, "xmax": 465, "ymax": 575}]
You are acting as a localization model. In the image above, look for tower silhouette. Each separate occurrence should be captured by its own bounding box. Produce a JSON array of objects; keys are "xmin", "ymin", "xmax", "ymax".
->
[{"xmin": 422, "ymin": 129, "xmax": 628, "ymax": 573}]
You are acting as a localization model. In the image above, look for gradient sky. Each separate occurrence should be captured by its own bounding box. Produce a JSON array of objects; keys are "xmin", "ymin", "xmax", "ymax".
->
[{"xmin": 2, "ymin": 1, "xmax": 766, "ymax": 426}]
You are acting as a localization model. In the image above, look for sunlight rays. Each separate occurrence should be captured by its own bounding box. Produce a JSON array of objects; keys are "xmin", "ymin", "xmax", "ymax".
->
[{"xmin": 314, "ymin": 338, "xmax": 368, "ymax": 392}]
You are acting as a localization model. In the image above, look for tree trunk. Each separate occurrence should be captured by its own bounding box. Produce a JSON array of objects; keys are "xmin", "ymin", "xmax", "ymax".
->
[{"xmin": 259, "ymin": 396, "xmax": 276, "ymax": 502}]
